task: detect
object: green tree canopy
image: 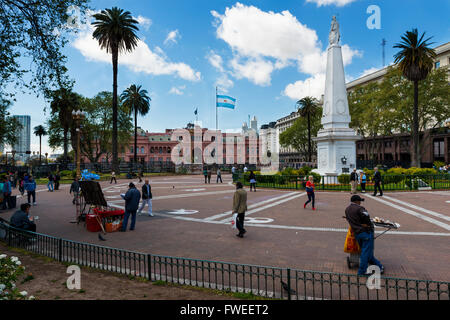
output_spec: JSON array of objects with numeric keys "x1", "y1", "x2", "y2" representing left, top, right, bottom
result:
[{"x1": 0, "y1": 0, "x2": 90, "y2": 101}]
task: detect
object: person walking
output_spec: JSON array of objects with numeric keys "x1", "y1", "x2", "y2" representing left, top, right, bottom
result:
[
  {"x1": 216, "y1": 168, "x2": 223, "y2": 183},
  {"x1": 231, "y1": 166, "x2": 236, "y2": 182},
  {"x1": 47, "y1": 172, "x2": 54, "y2": 192},
  {"x1": 24, "y1": 177, "x2": 37, "y2": 206},
  {"x1": 203, "y1": 167, "x2": 208, "y2": 184},
  {"x1": 138, "y1": 169, "x2": 144, "y2": 183},
  {"x1": 207, "y1": 167, "x2": 212, "y2": 184},
  {"x1": 372, "y1": 167, "x2": 383, "y2": 197},
  {"x1": 360, "y1": 171, "x2": 367, "y2": 193},
  {"x1": 70, "y1": 178, "x2": 80, "y2": 205},
  {"x1": 2, "y1": 176, "x2": 12, "y2": 210},
  {"x1": 249, "y1": 170, "x2": 257, "y2": 192},
  {"x1": 110, "y1": 171, "x2": 117, "y2": 184},
  {"x1": 304, "y1": 175, "x2": 316, "y2": 211},
  {"x1": 120, "y1": 183, "x2": 141, "y2": 232},
  {"x1": 138, "y1": 179, "x2": 153, "y2": 216},
  {"x1": 350, "y1": 168, "x2": 359, "y2": 194},
  {"x1": 54, "y1": 171, "x2": 61, "y2": 191},
  {"x1": 18, "y1": 176, "x2": 25, "y2": 196},
  {"x1": 232, "y1": 182, "x2": 248, "y2": 238},
  {"x1": 345, "y1": 195, "x2": 384, "y2": 276}
]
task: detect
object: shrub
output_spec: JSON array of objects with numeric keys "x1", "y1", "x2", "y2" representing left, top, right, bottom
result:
[
  {"x1": 0, "y1": 254, "x2": 35, "y2": 300},
  {"x1": 338, "y1": 174, "x2": 350, "y2": 184}
]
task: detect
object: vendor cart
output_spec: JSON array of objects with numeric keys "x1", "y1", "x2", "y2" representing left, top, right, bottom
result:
[{"x1": 343, "y1": 217, "x2": 400, "y2": 269}]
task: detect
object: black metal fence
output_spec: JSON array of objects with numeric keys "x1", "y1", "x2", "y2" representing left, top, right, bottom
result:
[
  {"x1": 0, "y1": 222, "x2": 448, "y2": 300},
  {"x1": 237, "y1": 174, "x2": 450, "y2": 192}
]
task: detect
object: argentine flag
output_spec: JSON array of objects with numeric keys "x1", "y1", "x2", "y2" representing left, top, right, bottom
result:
[{"x1": 216, "y1": 95, "x2": 236, "y2": 109}]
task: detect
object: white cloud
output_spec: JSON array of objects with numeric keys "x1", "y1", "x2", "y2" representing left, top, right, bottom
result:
[
  {"x1": 135, "y1": 15, "x2": 152, "y2": 31},
  {"x1": 215, "y1": 74, "x2": 234, "y2": 92},
  {"x1": 305, "y1": 0, "x2": 358, "y2": 7},
  {"x1": 284, "y1": 73, "x2": 326, "y2": 101},
  {"x1": 169, "y1": 85, "x2": 186, "y2": 95},
  {"x1": 211, "y1": 3, "x2": 361, "y2": 95},
  {"x1": 72, "y1": 23, "x2": 200, "y2": 81},
  {"x1": 230, "y1": 56, "x2": 275, "y2": 86},
  {"x1": 207, "y1": 51, "x2": 225, "y2": 72},
  {"x1": 164, "y1": 30, "x2": 180, "y2": 45}
]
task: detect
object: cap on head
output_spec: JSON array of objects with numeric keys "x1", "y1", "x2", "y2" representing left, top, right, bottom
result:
[
  {"x1": 129, "y1": 182, "x2": 135, "y2": 188},
  {"x1": 351, "y1": 195, "x2": 364, "y2": 202}
]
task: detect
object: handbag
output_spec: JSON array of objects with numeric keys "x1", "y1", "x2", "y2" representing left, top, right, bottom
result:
[
  {"x1": 344, "y1": 227, "x2": 361, "y2": 254},
  {"x1": 231, "y1": 213, "x2": 238, "y2": 229}
]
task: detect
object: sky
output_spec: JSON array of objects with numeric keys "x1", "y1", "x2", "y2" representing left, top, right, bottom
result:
[{"x1": 7, "y1": 0, "x2": 450, "y2": 155}]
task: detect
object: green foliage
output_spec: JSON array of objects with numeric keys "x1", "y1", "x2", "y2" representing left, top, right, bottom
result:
[
  {"x1": 434, "y1": 161, "x2": 445, "y2": 168},
  {"x1": 0, "y1": 98, "x2": 22, "y2": 147},
  {"x1": 279, "y1": 108, "x2": 322, "y2": 161},
  {"x1": 338, "y1": 174, "x2": 350, "y2": 184},
  {"x1": 0, "y1": 0, "x2": 90, "y2": 102},
  {"x1": 0, "y1": 254, "x2": 35, "y2": 300}
]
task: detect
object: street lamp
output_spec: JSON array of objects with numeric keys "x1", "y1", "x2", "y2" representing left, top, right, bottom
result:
[
  {"x1": 45, "y1": 152, "x2": 48, "y2": 164},
  {"x1": 72, "y1": 109, "x2": 86, "y2": 179}
]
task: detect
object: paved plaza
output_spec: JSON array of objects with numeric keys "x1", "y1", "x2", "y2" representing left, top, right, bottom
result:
[{"x1": 1, "y1": 174, "x2": 449, "y2": 282}]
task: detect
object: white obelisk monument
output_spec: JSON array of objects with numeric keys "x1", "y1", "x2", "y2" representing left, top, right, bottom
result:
[{"x1": 313, "y1": 16, "x2": 360, "y2": 178}]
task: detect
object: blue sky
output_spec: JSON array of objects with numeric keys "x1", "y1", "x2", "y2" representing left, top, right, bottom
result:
[{"x1": 8, "y1": 0, "x2": 450, "y2": 154}]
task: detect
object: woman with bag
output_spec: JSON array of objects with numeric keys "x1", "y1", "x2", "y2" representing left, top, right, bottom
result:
[
  {"x1": 249, "y1": 170, "x2": 256, "y2": 192},
  {"x1": 303, "y1": 175, "x2": 316, "y2": 211}
]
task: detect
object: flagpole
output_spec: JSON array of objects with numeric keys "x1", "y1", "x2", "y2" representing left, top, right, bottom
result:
[{"x1": 215, "y1": 86, "x2": 218, "y2": 130}]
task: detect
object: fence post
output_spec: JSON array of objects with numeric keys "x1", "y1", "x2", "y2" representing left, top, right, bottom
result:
[
  {"x1": 58, "y1": 238, "x2": 63, "y2": 262},
  {"x1": 287, "y1": 268, "x2": 292, "y2": 300},
  {"x1": 409, "y1": 175, "x2": 412, "y2": 191},
  {"x1": 7, "y1": 225, "x2": 11, "y2": 246},
  {"x1": 295, "y1": 178, "x2": 298, "y2": 190},
  {"x1": 147, "y1": 254, "x2": 152, "y2": 281}
]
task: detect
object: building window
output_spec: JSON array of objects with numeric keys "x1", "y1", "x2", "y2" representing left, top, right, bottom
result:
[
  {"x1": 130, "y1": 147, "x2": 133, "y2": 154},
  {"x1": 434, "y1": 139, "x2": 444, "y2": 158},
  {"x1": 141, "y1": 147, "x2": 145, "y2": 154},
  {"x1": 435, "y1": 61, "x2": 440, "y2": 69}
]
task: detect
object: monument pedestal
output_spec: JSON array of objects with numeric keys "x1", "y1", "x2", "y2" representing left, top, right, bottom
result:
[{"x1": 312, "y1": 17, "x2": 361, "y2": 180}]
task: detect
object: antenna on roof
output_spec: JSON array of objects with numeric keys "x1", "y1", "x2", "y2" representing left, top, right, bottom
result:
[{"x1": 381, "y1": 38, "x2": 387, "y2": 67}]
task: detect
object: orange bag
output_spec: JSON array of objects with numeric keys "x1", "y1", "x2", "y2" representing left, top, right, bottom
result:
[{"x1": 344, "y1": 227, "x2": 361, "y2": 254}]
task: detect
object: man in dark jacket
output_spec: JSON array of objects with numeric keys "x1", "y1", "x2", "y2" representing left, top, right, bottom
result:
[
  {"x1": 345, "y1": 195, "x2": 384, "y2": 276},
  {"x1": 350, "y1": 168, "x2": 359, "y2": 194},
  {"x1": 2, "y1": 176, "x2": 11, "y2": 210},
  {"x1": 372, "y1": 167, "x2": 383, "y2": 197},
  {"x1": 138, "y1": 179, "x2": 153, "y2": 216},
  {"x1": 70, "y1": 178, "x2": 80, "y2": 205},
  {"x1": 47, "y1": 173, "x2": 54, "y2": 192},
  {"x1": 24, "y1": 177, "x2": 37, "y2": 205},
  {"x1": 120, "y1": 183, "x2": 141, "y2": 232},
  {"x1": 10, "y1": 203, "x2": 36, "y2": 232},
  {"x1": 232, "y1": 182, "x2": 248, "y2": 238},
  {"x1": 54, "y1": 172, "x2": 61, "y2": 190}
]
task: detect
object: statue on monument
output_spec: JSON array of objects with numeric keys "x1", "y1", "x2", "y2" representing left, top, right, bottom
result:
[{"x1": 329, "y1": 16, "x2": 340, "y2": 46}]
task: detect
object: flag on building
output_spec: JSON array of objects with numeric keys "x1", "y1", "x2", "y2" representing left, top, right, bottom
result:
[{"x1": 216, "y1": 95, "x2": 236, "y2": 109}]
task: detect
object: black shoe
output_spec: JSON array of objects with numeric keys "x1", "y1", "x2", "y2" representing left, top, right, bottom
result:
[
  {"x1": 236, "y1": 234, "x2": 243, "y2": 238},
  {"x1": 119, "y1": 229, "x2": 126, "y2": 232}
]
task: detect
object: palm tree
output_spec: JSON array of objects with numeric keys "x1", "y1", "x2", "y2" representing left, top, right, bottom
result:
[
  {"x1": 33, "y1": 125, "x2": 47, "y2": 164},
  {"x1": 394, "y1": 29, "x2": 436, "y2": 167},
  {"x1": 120, "y1": 84, "x2": 151, "y2": 163},
  {"x1": 92, "y1": 7, "x2": 140, "y2": 173},
  {"x1": 296, "y1": 96, "x2": 319, "y2": 162},
  {"x1": 50, "y1": 88, "x2": 80, "y2": 161}
]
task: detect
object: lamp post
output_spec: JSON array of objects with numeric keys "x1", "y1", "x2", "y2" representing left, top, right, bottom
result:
[
  {"x1": 72, "y1": 109, "x2": 86, "y2": 179},
  {"x1": 45, "y1": 152, "x2": 48, "y2": 164}
]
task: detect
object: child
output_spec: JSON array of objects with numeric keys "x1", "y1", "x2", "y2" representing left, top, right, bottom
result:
[{"x1": 304, "y1": 175, "x2": 316, "y2": 211}]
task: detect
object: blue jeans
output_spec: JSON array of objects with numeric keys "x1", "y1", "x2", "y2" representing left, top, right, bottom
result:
[
  {"x1": 355, "y1": 231, "x2": 383, "y2": 275},
  {"x1": 122, "y1": 210, "x2": 137, "y2": 231},
  {"x1": 47, "y1": 181, "x2": 54, "y2": 191}
]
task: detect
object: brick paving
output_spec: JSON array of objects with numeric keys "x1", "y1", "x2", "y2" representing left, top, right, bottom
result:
[{"x1": 1, "y1": 174, "x2": 449, "y2": 282}]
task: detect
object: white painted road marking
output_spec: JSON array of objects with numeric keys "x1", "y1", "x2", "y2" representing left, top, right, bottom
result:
[
  {"x1": 204, "y1": 192, "x2": 298, "y2": 221},
  {"x1": 382, "y1": 195, "x2": 450, "y2": 222},
  {"x1": 368, "y1": 195, "x2": 450, "y2": 231}
]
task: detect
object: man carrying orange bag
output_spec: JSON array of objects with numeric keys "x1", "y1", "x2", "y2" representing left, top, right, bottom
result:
[{"x1": 345, "y1": 195, "x2": 384, "y2": 276}]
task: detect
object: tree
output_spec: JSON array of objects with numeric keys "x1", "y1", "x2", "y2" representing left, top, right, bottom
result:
[
  {"x1": 0, "y1": 0, "x2": 89, "y2": 102},
  {"x1": 33, "y1": 125, "x2": 47, "y2": 164},
  {"x1": 0, "y1": 98, "x2": 22, "y2": 149},
  {"x1": 393, "y1": 29, "x2": 436, "y2": 167},
  {"x1": 296, "y1": 97, "x2": 320, "y2": 162},
  {"x1": 120, "y1": 85, "x2": 151, "y2": 163},
  {"x1": 78, "y1": 92, "x2": 133, "y2": 163},
  {"x1": 48, "y1": 88, "x2": 81, "y2": 161},
  {"x1": 92, "y1": 7, "x2": 140, "y2": 173},
  {"x1": 279, "y1": 108, "x2": 323, "y2": 161}
]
